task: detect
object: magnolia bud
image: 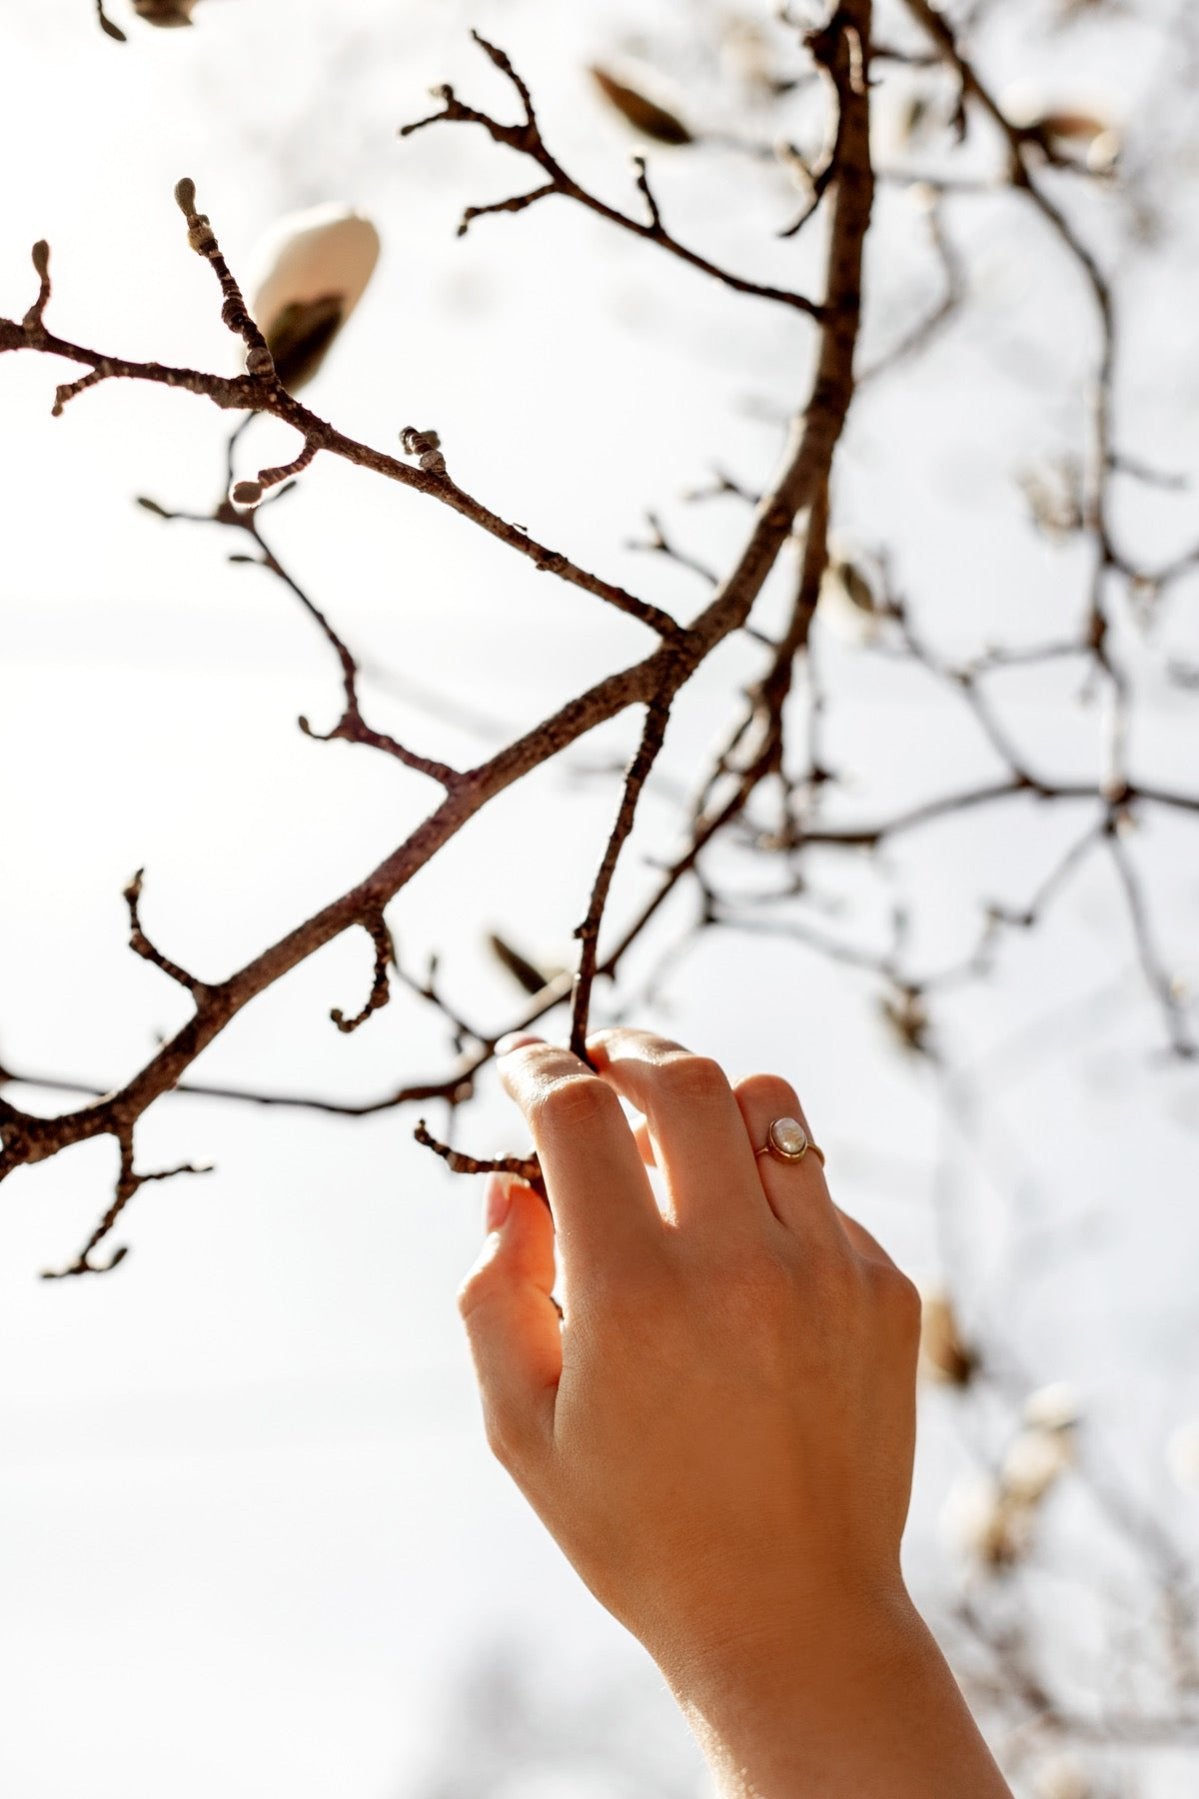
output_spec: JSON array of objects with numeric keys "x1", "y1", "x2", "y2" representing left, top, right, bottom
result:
[
  {"x1": 1000, "y1": 81, "x2": 1122, "y2": 169},
  {"x1": 941, "y1": 1473, "x2": 1032, "y2": 1570},
  {"x1": 1033, "y1": 1753, "x2": 1092, "y2": 1799},
  {"x1": 589, "y1": 67, "x2": 693, "y2": 145},
  {"x1": 246, "y1": 205, "x2": 380, "y2": 394},
  {"x1": 134, "y1": 0, "x2": 201, "y2": 24},
  {"x1": 918, "y1": 1287, "x2": 977, "y2": 1385},
  {"x1": 1001, "y1": 1426, "x2": 1073, "y2": 1504},
  {"x1": 818, "y1": 549, "x2": 882, "y2": 645},
  {"x1": 1022, "y1": 1381, "x2": 1082, "y2": 1433},
  {"x1": 230, "y1": 479, "x2": 263, "y2": 509}
]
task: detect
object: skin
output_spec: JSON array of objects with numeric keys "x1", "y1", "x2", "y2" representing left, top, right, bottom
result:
[{"x1": 457, "y1": 1026, "x2": 1014, "y2": 1797}]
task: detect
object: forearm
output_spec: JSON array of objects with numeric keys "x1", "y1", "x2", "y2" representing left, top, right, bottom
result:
[{"x1": 660, "y1": 1587, "x2": 1013, "y2": 1799}]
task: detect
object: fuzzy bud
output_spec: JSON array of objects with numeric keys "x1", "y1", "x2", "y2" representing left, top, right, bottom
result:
[
  {"x1": 1001, "y1": 1426, "x2": 1073, "y2": 1505},
  {"x1": 1032, "y1": 1752, "x2": 1093, "y2": 1799},
  {"x1": 134, "y1": 0, "x2": 201, "y2": 24},
  {"x1": 918, "y1": 1287, "x2": 977, "y2": 1386},
  {"x1": 244, "y1": 344, "x2": 275, "y2": 379},
  {"x1": 1022, "y1": 1382, "x2": 1082, "y2": 1433},
  {"x1": 401, "y1": 425, "x2": 447, "y2": 475},
  {"x1": 941, "y1": 1473, "x2": 1033, "y2": 1570},
  {"x1": 590, "y1": 66, "x2": 693, "y2": 145}
]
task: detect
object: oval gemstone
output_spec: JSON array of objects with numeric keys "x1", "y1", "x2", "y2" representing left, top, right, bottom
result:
[{"x1": 769, "y1": 1117, "x2": 808, "y2": 1159}]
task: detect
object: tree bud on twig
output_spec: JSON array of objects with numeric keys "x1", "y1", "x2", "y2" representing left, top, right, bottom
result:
[
  {"x1": 918, "y1": 1287, "x2": 977, "y2": 1385},
  {"x1": 96, "y1": 0, "x2": 127, "y2": 37},
  {"x1": 246, "y1": 205, "x2": 380, "y2": 394},
  {"x1": 818, "y1": 548, "x2": 883, "y2": 644},
  {"x1": 589, "y1": 67, "x2": 693, "y2": 145},
  {"x1": 173, "y1": 178, "x2": 218, "y2": 258},
  {"x1": 401, "y1": 426, "x2": 447, "y2": 475},
  {"x1": 134, "y1": 0, "x2": 202, "y2": 24},
  {"x1": 1000, "y1": 81, "x2": 1122, "y2": 171}
]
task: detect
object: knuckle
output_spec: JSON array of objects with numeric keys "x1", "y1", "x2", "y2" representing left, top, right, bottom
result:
[
  {"x1": 885, "y1": 1267, "x2": 924, "y2": 1334},
  {"x1": 455, "y1": 1250, "x2": 511, "y2": 1324},
  {"x1": 862, "y1": 1259, "x2": 922, "y2": 1332},
  {"x1": 814, "y1": 1248, "x2": 864, "y2": 1310},
  {"x1": 658, "y1": 1053, "x2": 729, "y2": 1106},
  {"x1": 455, "y1": 1266, "x2": 497, "y2": 1323},
  {"x1": 528, "y1": 1074, "x2": 617, "y2": 1135},
  {"x1": 734, "y1": 1071, "x2": 800, "y2": 1113}
]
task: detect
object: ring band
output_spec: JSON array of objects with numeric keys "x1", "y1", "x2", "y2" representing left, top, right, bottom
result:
[{"x1": 756, "y1": 1115, "x2": 826, "y2": 1167}]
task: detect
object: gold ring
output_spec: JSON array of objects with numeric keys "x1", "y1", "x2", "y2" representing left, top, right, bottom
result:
[{"x1": 755, "y1": 1115, "x2": 826, "y2": 1167}]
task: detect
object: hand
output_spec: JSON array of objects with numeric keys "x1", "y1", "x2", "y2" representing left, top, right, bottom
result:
[
  {"x1": 456, "y1": 1026, "x2": 1012, "y2": 1797},
  {"x1": 459, "y1": 1026, "x2": 918, "y2": 1662}
]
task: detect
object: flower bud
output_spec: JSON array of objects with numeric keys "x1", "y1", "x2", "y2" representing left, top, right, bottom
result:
[
  {"x1": 589, "y1": 67, "x2": 693, "y2": 145},
  {"x1": 134, "y1": 0, "x2": 201, "y2": 25},
  {"x1": 1022, "y1": 1382, "x2": 1082, "y2": 1433},
  {"x1": 918, "y1": 1287, "x2": 977, "y2": 1386},
  {"x1": 1001, "y1": 1426, "x2": 1073, "y2": 1505},
  {"x1": 1033, "y1": 1753, "x2": 1092, "y2": 1799},
  {"x1": 246, "y1": 205, "x2": 380, "y2": 394}
]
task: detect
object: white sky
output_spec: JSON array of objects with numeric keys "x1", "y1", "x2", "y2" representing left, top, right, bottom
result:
[{"x1": 1, "y1": 0, "x2": 1198, "y2": 1794}]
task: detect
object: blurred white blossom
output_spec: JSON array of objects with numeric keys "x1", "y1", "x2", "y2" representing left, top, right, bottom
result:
[
  {"x1": 817, "y1": 546, "x2": 884, "y2": 645},
  {"x1": 1023, "y1": 1382, "x2": 1082, "y2": 1433},
  {"x1": 1002, "y1": 1426, "x2": 1075, "y2": 1504},
  {"x1": 1033, "y1": 1750, "x2": 1093, "y2": 1799},
  {"x1": 918, "y1": 1286, "x2": 976, "y2": 1386},
  {"x1": 1166, "y1": 1420, "x2": 1199, "y2": 1495},
  {"x1": 999, "y1": 80, "x2": 1123, "y2": 172},
  {"x1": 941, "y1": 1472, "x2": 1034, "y2": 1570}
]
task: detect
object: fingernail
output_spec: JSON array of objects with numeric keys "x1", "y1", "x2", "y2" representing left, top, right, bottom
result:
[
  {"x1": 495, "y1": 1032, "x2": 542, "y2": 1056},
  {"x1": 485, "y1": 1172, "x2": 513, "y2": 1232}
]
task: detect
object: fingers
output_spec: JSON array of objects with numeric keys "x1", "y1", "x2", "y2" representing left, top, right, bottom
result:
[
  {"x1": 495, "y1": 1039, "x2": 662, "y2": 1272},
  {"x1": 586, "y1": 1027, "x2": 765, "y2": 1231},
  {"x1": 458, "y1": 1173, "x2": 562, "y2": 1468},
  {"x1": 728, "y1": 1070, "x2": 846, "y2": 1242},
  {"x1": 631, "y1": 1116, "x2": 656, "y2": 1167},
  {"x1": 732, "y1": 1071, "x2": 897, "y2": 1263},
  {"x1": 633, "y1": 1072, "x2": 896, "y2": 1273}
]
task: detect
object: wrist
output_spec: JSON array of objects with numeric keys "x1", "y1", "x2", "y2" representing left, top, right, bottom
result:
[
  {"x1": 657, "y1": 1582, "x2": 1011, "y2": 1799},
  {"x1": 657, "y1": 1574, "x2": 921, "y2": 1721}
]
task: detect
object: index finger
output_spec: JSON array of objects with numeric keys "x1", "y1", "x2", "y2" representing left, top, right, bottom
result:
[{"x1": 496, "y1": 1040, "x2": 662, "y2": 1273}]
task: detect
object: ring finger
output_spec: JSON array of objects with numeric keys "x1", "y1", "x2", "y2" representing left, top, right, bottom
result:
[{"x1": 730, "y1": 1072, "x2": 891, "y2": 1262}]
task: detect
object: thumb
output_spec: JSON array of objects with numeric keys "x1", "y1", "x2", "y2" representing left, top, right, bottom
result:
[{"x1": 457, "y1": 1173, "x2": 561, "y2": 1471}]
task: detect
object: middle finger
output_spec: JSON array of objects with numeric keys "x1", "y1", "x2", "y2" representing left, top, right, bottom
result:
[{"x1": 586, "y1": 1027, "x2": 766, "y2": 1232}]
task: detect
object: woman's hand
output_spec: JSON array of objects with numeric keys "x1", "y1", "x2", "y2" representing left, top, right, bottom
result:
[{"x1": 456, "y1": 1027, "x2": 1012, "y2": 1797}]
